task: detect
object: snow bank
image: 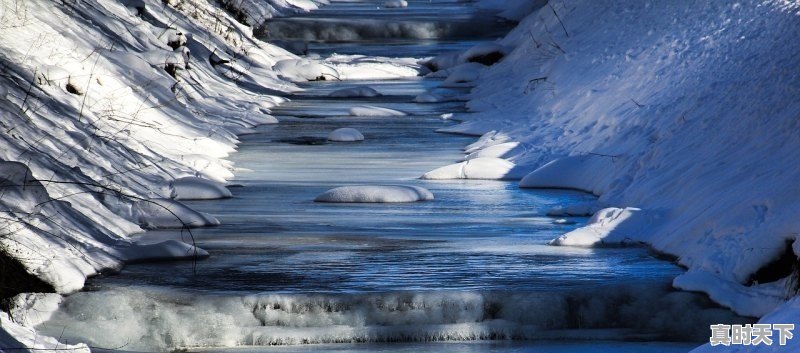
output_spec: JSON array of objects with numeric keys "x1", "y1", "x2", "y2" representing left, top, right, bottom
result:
[
  {"x1": 132, "y1": 198, "x2": 220, "y2": 229},
  {"x1": 329, "y1": 86, "x2": 382, "y2": 98},
  {"x1": 460, "y1": 0, "x2": 800, "y2": 319},
  {"x1": 171, "y1": 176, "x2": 233, "y2": 200},
  {"x1": 0, "y1": 0, "x2": 323, "y2": 297},
  {"x1": 349, "y1": 105, "x2": 407, "y2": 116},
  {"x1": 421, "y1": 157, "x2": 525, "y2": 180},
  {"x1": 0, "y1": 313, "x2": 89, "y2": 353},
  {"x1": 314, "y1": 185, "x2": 433, "y2": 203},
  {"x1": 328, "y1": 128, "x2": 365, "y2": 142}
]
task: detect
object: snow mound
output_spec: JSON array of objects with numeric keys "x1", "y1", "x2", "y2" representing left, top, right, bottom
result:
[
  {"x1": 442, "y1": 63, "x2": 485, "y2": 88},
  {"x1": 421, "y1": 157, "x2": 524, "y2": 180},
  {"x1": 458, "y1": 42, "x2": 510, "y2": 65},
  {"x1": 383, "y1": 0, "x2": 408, "y2": 8},
  {"x1": 273, "y1": 59, "x2": 340, "y2": 82},
  {"x1": 328, "y1": 86, "x2": 382, "y2": 98},
  {"x1": 327, "y1": 128, "x2": 365, "y2": 142},
  {"x1": 170, "y1": 176, "x2": 232, "y2": 200},
  {"x1": 349, "y1": 105, "x2": 407, "y2": 116},
  {"x1": 118, "y1": 240, "x2": 209, "y2": 263},
  {"x1": 464, "y1": 142, "x2": 526, "y2": 161},
  {"x1": 549, "y1": 207, "x2": 646, "y2": 247},
  {"x1": 546, "y1": 202, "x2": 607, "y2": 217},
  {"x1": 314, "y1": 185, "x2": 433, "y2": 203},
  {"x1": 464, "y1": 130, "x2": 513, "y2": 153},
  {"x1": 519, "y1": 155, "x2": 617, "y2": 195},
  {"x1": 132, "y1": 198, "x2": 220, "y2": 229}
]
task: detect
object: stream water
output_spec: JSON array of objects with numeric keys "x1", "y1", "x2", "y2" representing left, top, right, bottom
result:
[{"x1": 34, "y1": 1, "x2": 745, "y2": 352}]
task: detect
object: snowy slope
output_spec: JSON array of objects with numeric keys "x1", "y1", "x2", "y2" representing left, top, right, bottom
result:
[
  {"x1": 0, "y1": 0, "x2": 426, "y2": 348},
  {"x1": 436, "y1": 0, "x2": 800, "y2": 325}
]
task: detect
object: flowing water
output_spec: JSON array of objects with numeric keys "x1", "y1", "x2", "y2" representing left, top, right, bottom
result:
[{"x1": 35, "y1": 1, "x2": 747, "y2": 352}]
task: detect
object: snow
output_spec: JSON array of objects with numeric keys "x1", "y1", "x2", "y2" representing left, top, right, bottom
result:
[
  {"x1": 518, "y1": 155, "x2": 618, "y2": 195},
  {"x1": 328, "y1": 128, "x2": 365, "y2": 142},
  {"x1": 171, "y1": 176, "x2": 233, "y2": 200},
  {"x1": 314, "y1": 185, "x2": 433, "y2": 203},
  {"x1": 349, "y1": 105, "x2": 407, "y2": 116},
  {"x1": 464, "y1": 142, "x2": 526, "y2": 161},
  {"x1": 273, "y1": 58, "x2": 341, "y2": 81},
  {"x1": 457, "y1": 42, "x2": 510, "y2": 65},
  {"x1": 548, "y1": 207, "x2": 645, "y2": 247},
  {"x1": 420, "y1": 157, "x2": 526, "y2": 180},
  {"x1": 441, "y1": 63, "x2": 485, "y2": 88},
  {"x1": 329, "y1": 86, "x2": 382, "y2": 98},
  {"x1": 383, "y1": 0, "x2": 408, "y2": 9},
  {"x1": 0, "y1": 312, "x2": 89, "y2": 353},
  {"x1": 448, "y1": 0, "x2": 800, "y2": 321},
  {"x1": 132, "y1": 198, "x2": 220, "y2": 229}
]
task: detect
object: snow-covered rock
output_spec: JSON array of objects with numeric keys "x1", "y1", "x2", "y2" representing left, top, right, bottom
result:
[
  {"x1": 349, "y1": 105, "x2": 407, "y2": 116},
  {"x1": 132, "y1": 198, "x2": 220, "y2": 229},
  {"x1": 314, "y1": 185, "x2": 434, "y2": 203},
  {"x1": 328, "y1": 86, "x2": 382, "y2": 98},
  {"x1": 548, "y1": 207, "x2": 646, "y2": 247},
  {"x1": 170, "y1": 176, "x2": 232, "y2": 200},
  {"x1": 420, "y1": 157, "x2": 525, "y2": 180},
  {"x1": 327, "y1": 128, "x2": 365, "y2": 142}
]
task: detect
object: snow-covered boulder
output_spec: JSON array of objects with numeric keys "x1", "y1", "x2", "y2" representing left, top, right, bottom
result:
[
  {"x1": 314, "y1": 185, "x2": 433, "y2": 203},
  {"x1": 383, "y1": 0, "x2": 408, "y2": 8},
  {"x1": 549, "y1": 207, "x2": 645, "y2": 247},
  {"x1": 349, "y1": 105, "x2": 406, "y2": 116},
  {"x1": 328, "y1": 86, "x2": 382, "y2": 98},
  {"x1": 328, "y1": 128, "x2": 365, "y2": 142},
  {"x1": 421, "y1": 157, "x2": 524, "y2": 180},
  {"x1": 170, "y1": 176, "x2": 232, "y2": 200},
  {"x1": 132, "y1": 198, "x2": 220, "y2": 229},
  {"x1": 273, "y1": 59, "x2": 339, "y2": 81},
  {"x1": 519, "y1": 155, "x2": 617, "y2": 195}
]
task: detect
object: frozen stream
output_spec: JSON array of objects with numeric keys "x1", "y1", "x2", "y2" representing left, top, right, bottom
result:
[{"x1": 36, "y1": 1, "x2": 746, "y2": 352}]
